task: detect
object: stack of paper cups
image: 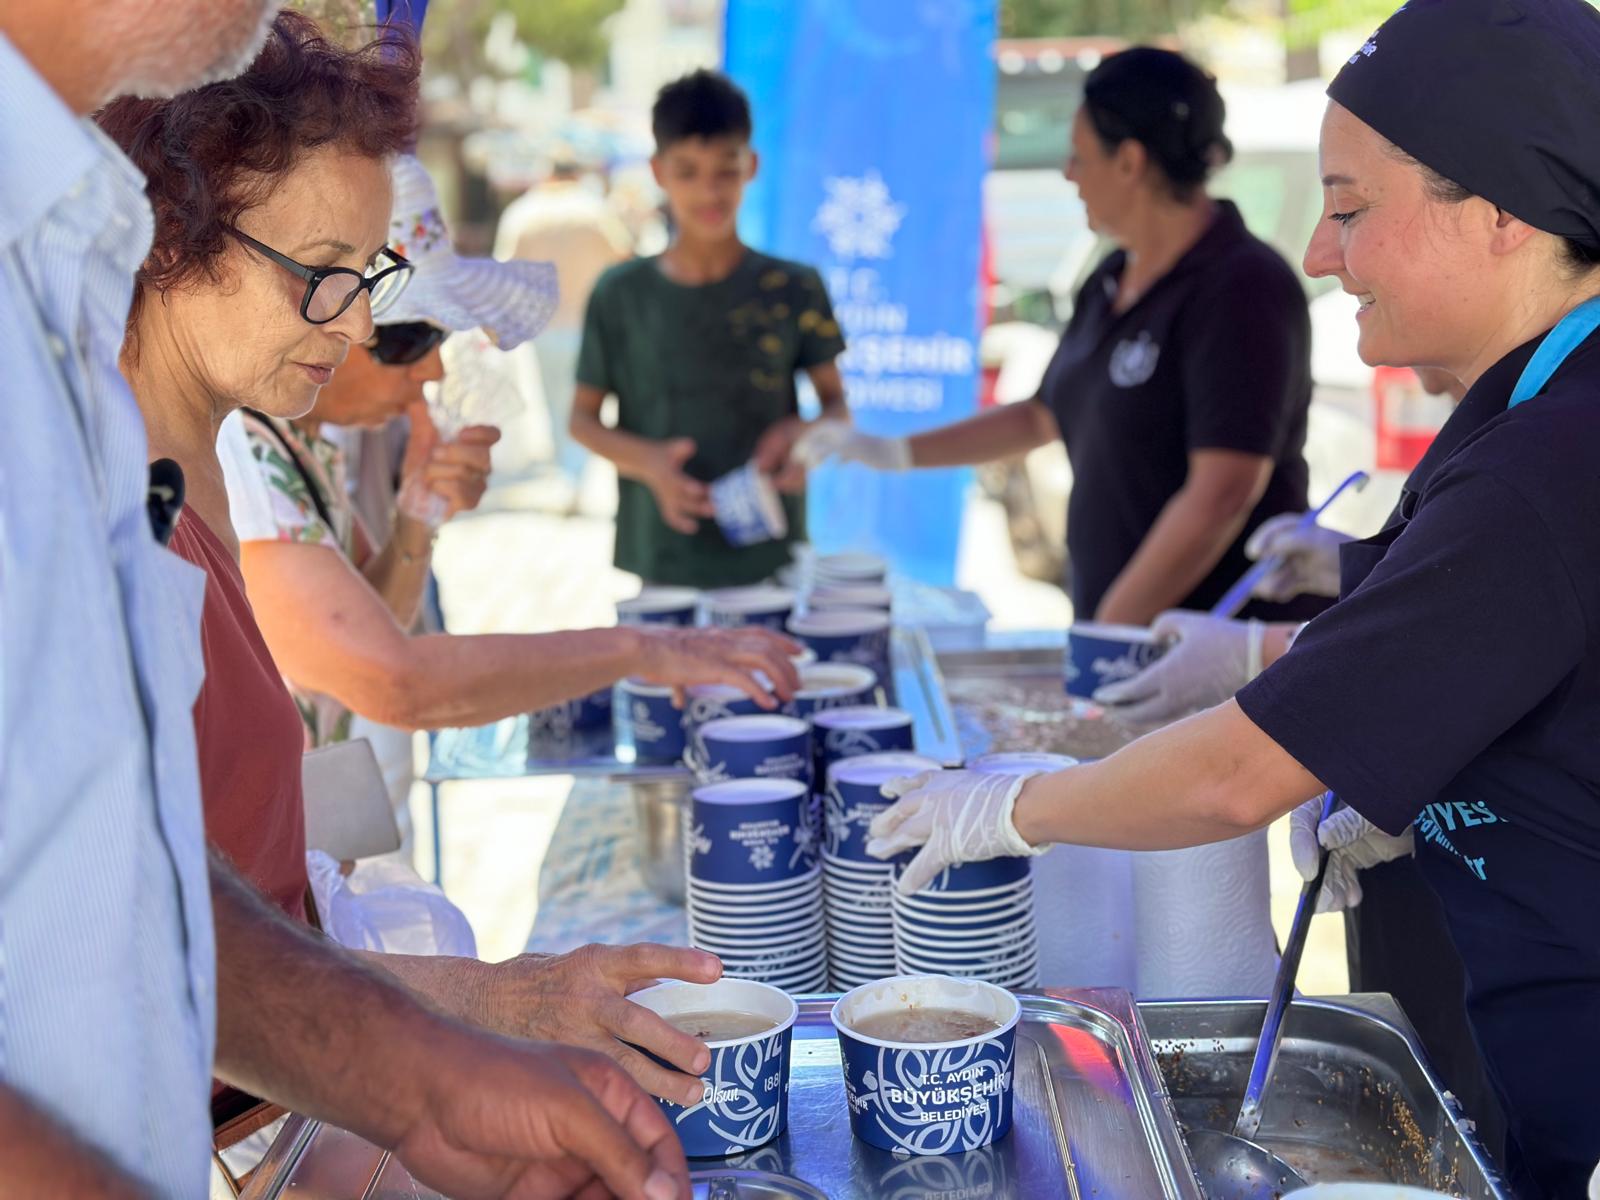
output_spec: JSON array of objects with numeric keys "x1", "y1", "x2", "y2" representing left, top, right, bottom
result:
[
  {"x1": 821, "y1": 752, "x2": 941, "y2": 990},
  {"x1": 684, "y1": 779, "x2": 827, "y2": 993},
  {"x1": 891, "y1": 855, "x2": 1039, "y2": 989}
]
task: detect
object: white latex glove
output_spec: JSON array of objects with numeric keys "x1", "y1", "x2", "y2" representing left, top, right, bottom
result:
[
  {"x1": 1288, "y1": 796, "x2": 1415, "y2": 913},
  {"x1": 1245, "y1": 512, "x2": 1352, "y2": 602},
  {"x1": 865, "y1": 770, "x2": 1046, "y2": 895},
  {"x1": 792, "y1": 418, "x2": 912, "y2": 472},
  {"x1": 1093, "y1": 611, "x2": 1264, "y2": 724}
]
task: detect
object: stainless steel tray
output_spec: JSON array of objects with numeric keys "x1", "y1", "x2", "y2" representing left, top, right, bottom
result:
[
  {"x1": 1144, "y1": 994, "x2": 1512, "y2": 1199},
  {"x1": 242, "y1": 987, "x2": 1203, "y2": 1200},
  {"x1": 900, "y1": 632, "x2": 1157, "y2": 764}
]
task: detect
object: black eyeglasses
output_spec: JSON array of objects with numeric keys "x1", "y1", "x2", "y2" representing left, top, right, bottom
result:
[
  {"x1": 367, "y1": 321, "x2": 448, "y2": 366},
  {"x1": 229, "y1": 228, "x2": 413, "y2": 325}
]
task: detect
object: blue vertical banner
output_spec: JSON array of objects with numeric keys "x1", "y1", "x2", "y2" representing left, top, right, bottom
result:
[
  {"x1": 375, "y1": 0, "x2": 428, "y2": 37},
  {"x1": 724, "y1": 1, "x2": 996, "y2": 586}
]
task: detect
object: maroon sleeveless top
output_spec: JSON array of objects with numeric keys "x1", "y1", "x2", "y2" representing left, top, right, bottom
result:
[{"x1": 169, "y1": 510, "x2": 308, "y2": 919}]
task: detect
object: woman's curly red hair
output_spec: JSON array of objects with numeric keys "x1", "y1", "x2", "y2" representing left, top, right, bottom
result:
[{"x1": 97, "y1": 10, "x2": 420, "y2": 322}]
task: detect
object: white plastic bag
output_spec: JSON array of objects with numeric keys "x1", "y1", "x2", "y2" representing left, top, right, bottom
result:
[{"x1": 307, "y1": 850, "x2": 477, "y2": 958}]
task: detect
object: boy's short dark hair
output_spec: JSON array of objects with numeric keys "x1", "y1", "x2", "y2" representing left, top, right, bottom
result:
[{"x1": 652, "y1": 69, "x2": 752, "y2": 151}]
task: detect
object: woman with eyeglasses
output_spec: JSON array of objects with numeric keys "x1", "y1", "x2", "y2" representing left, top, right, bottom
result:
[
  {"x1": 210, "y1": 151, "x2": 800, "y2": 758},
  {"x1": 100, "y1": 13, "x2": 791, "y2": 1115}
]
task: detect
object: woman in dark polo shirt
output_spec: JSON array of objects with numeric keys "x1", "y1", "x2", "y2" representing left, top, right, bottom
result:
[
  {"x1": 866, "y1": 1, "x2": 1600, "y2": 1193},
  {"x1": 799, "y1": 47, "x2": 1325, "y2": 627}
]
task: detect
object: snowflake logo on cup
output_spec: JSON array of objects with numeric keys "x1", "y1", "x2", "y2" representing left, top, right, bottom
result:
[
  {"x1": 824, "y1": 787, "x2": 854, "y2": 856},
  {"x1": 749, "y1": 842, "x2": 776, "y2": 871},
  {"x1": 790, "y1": 814, "x2": 818, "y2": 869}
]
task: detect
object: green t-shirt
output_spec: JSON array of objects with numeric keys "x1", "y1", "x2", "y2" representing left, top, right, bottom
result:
[{"x1": 577, "y1": 249, "x2": 847, "y2": 588}]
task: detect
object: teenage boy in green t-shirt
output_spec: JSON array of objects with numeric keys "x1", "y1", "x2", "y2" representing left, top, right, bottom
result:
[{"x1": 571, "y1": 69, "x2": 850, "y2": 589}]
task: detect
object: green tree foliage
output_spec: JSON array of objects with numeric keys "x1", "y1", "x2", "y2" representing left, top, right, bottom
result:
[
  {"x1": 1000, "y1": 0, "x2": 1227, "y2": 39},
  {"x1": 422, "y1": 0, "x2": 626, "y2": 73}
]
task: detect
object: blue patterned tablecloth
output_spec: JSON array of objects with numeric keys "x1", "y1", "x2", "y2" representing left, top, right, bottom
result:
[{"x1": 525, "y1": 777, "x2": 689, "y2": 953}]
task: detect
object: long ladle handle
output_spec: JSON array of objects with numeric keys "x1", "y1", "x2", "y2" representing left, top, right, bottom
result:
[
  {"x1": 1233, "y1": 791, "x2": 1339, "y2": 1142},
  {"x1": 1209, "y1": 470, "x2": 1369, "y2": 620}
]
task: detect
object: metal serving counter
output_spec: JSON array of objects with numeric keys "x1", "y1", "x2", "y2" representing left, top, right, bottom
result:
[
  {"x1": 334, "y1": 627, "x2": 1513, "y2": 1197},
  {"x1": 241, "y1": 993, "x2": 1509, "y2": 1198}
]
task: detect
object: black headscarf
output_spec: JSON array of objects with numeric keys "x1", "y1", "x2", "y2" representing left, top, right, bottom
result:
[{"x1": 1328, "y1": 0, "x2": 1600, "y2": 250}]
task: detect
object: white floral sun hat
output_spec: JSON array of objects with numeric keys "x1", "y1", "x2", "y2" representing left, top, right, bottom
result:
[{"x1": 381, "y1": 154, "x2": 558, "y2": 349}]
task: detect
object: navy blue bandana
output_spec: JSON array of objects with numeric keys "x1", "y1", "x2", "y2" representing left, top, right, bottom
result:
[{"x1": 1329, "y1": 0, "x2": 1600, "y2": 249}]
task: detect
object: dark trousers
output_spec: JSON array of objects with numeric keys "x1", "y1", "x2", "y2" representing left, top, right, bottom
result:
[{"x1": 1346, "y1": 856, "x2": 1509, "y2": 1170}]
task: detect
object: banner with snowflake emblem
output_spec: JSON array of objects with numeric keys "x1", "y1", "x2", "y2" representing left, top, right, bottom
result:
[{"x1": 725, "y1": 0, "x2": 997, "y2": 584}]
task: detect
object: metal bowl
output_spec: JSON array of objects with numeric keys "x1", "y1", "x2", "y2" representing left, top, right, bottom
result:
[{"x1": 631, "y1": 773, "x2": 691, "y2": 905}]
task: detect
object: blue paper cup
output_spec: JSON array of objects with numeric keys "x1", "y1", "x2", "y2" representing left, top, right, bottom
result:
[
  {"x1": 629, "y1": 978, "x2": 797, "y2": 1158},
  {"x1": 1064, "y1": 620, "x2": 1166, "y2": 699},
  {"x1": 892, "y1": 902, "x2": 1034, "y2": 933},
  {"x1": 684, "y1": 684, "x2": 772, "y2": 731},
  {"x1": 615, "y1": 679, "x2": 686, "y2": 764},
  {"x1": 814, "y1": 710, "x2": 917, "y2": 797},
  {"x1": 691, "y1": 911, "x2": 825, "y2": 946},
  {"x1": 791, "y1": 664, "x2": 879, "y2": 722},
  {"x1": 575, "y1": 686, "x2": 612, "y2": 732},
  {"x1": 706, "y1": 586, "x2": 797, "y2": 631},
  {"x1": 832, "y1": 975, "x2": 1021, "y2": 1156},
  {"x1": 823, "y1": 752, "x2": 941, "y2": 863},
  {"x1": 686, "y1": 862, "x2": 823, "y2": 900},
  {"x1": 689, "y1": 778, "x2": 816, "y2": 886},
  {"x1": 814, "y1": 553, "x2": 887, "y2": 586},
  {"x1": 617, "y1": 587, "x2": 701, "y2": 627},
  {"x1": 527, "y1": 698, "x2": 584, "y2": 741},
  {"x1": 824, "y1": 857, "x2": 900, "y2": 886},
  {"x1": 688, "y1": 888, "x2": 822, "y2": 923},
  {"x1": 893, "y1": 855, "x2": 1032, "y2": 896},
  {"x1": 827, "y1": 879, "x2": 897, "y2": 915},
  {"x1": 827, "y1": 907, "x2": 897, "y2": 937},
  {"x1": 893, "y1": 883, "x2": 1032, "y2": 912},
  {"x1": 692, "y1": 715, "x2": 813, "y2": 789},
  {"x1": 701, "y1": 935, "x2": 827, "y2": 968},
  {"x1": 716, "y1": 943, "x2": 829, "y2": 974},
  {"x1": 809, "y1": 583, "x2": 893, "y2": 613},
  {"x1": 894, "y1": 921, "x2": 1037, "y2": 956},
  {"x1": 788, "y1": 609, "x2": 892, "y2": 678},
  {"x1": 967, "y1": 751, "x2": 1078, "y2": 776},
  {"x1": 711, "y1": 461, "x2": 789, "y2": 548}
]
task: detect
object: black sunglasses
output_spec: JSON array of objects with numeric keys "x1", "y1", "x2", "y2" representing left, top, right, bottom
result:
[
  {"x1": 367, "y1": 321, "x2": 448, "y2": 366},
  {"x1": 229, "y1": 228, "x2": 414, "y2": 325}
]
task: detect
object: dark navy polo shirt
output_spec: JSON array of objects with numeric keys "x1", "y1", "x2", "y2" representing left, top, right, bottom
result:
[
  {"x1": 1239, "y1": 328, "x2": 1600, "y2": 1199},
  {"x1": 1033, "y1": 200, "x2": 1318, "y2": 619}
]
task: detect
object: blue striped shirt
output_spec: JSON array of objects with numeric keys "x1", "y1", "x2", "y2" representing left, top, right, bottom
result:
[{"x1": 0, "y1": 32, "x2": 216, "y2": 1196}]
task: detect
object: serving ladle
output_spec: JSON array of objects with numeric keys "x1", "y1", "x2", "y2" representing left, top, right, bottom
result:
[{"x1": 1187, "y1": 792, "x2": 1340, "y2": 1199}]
